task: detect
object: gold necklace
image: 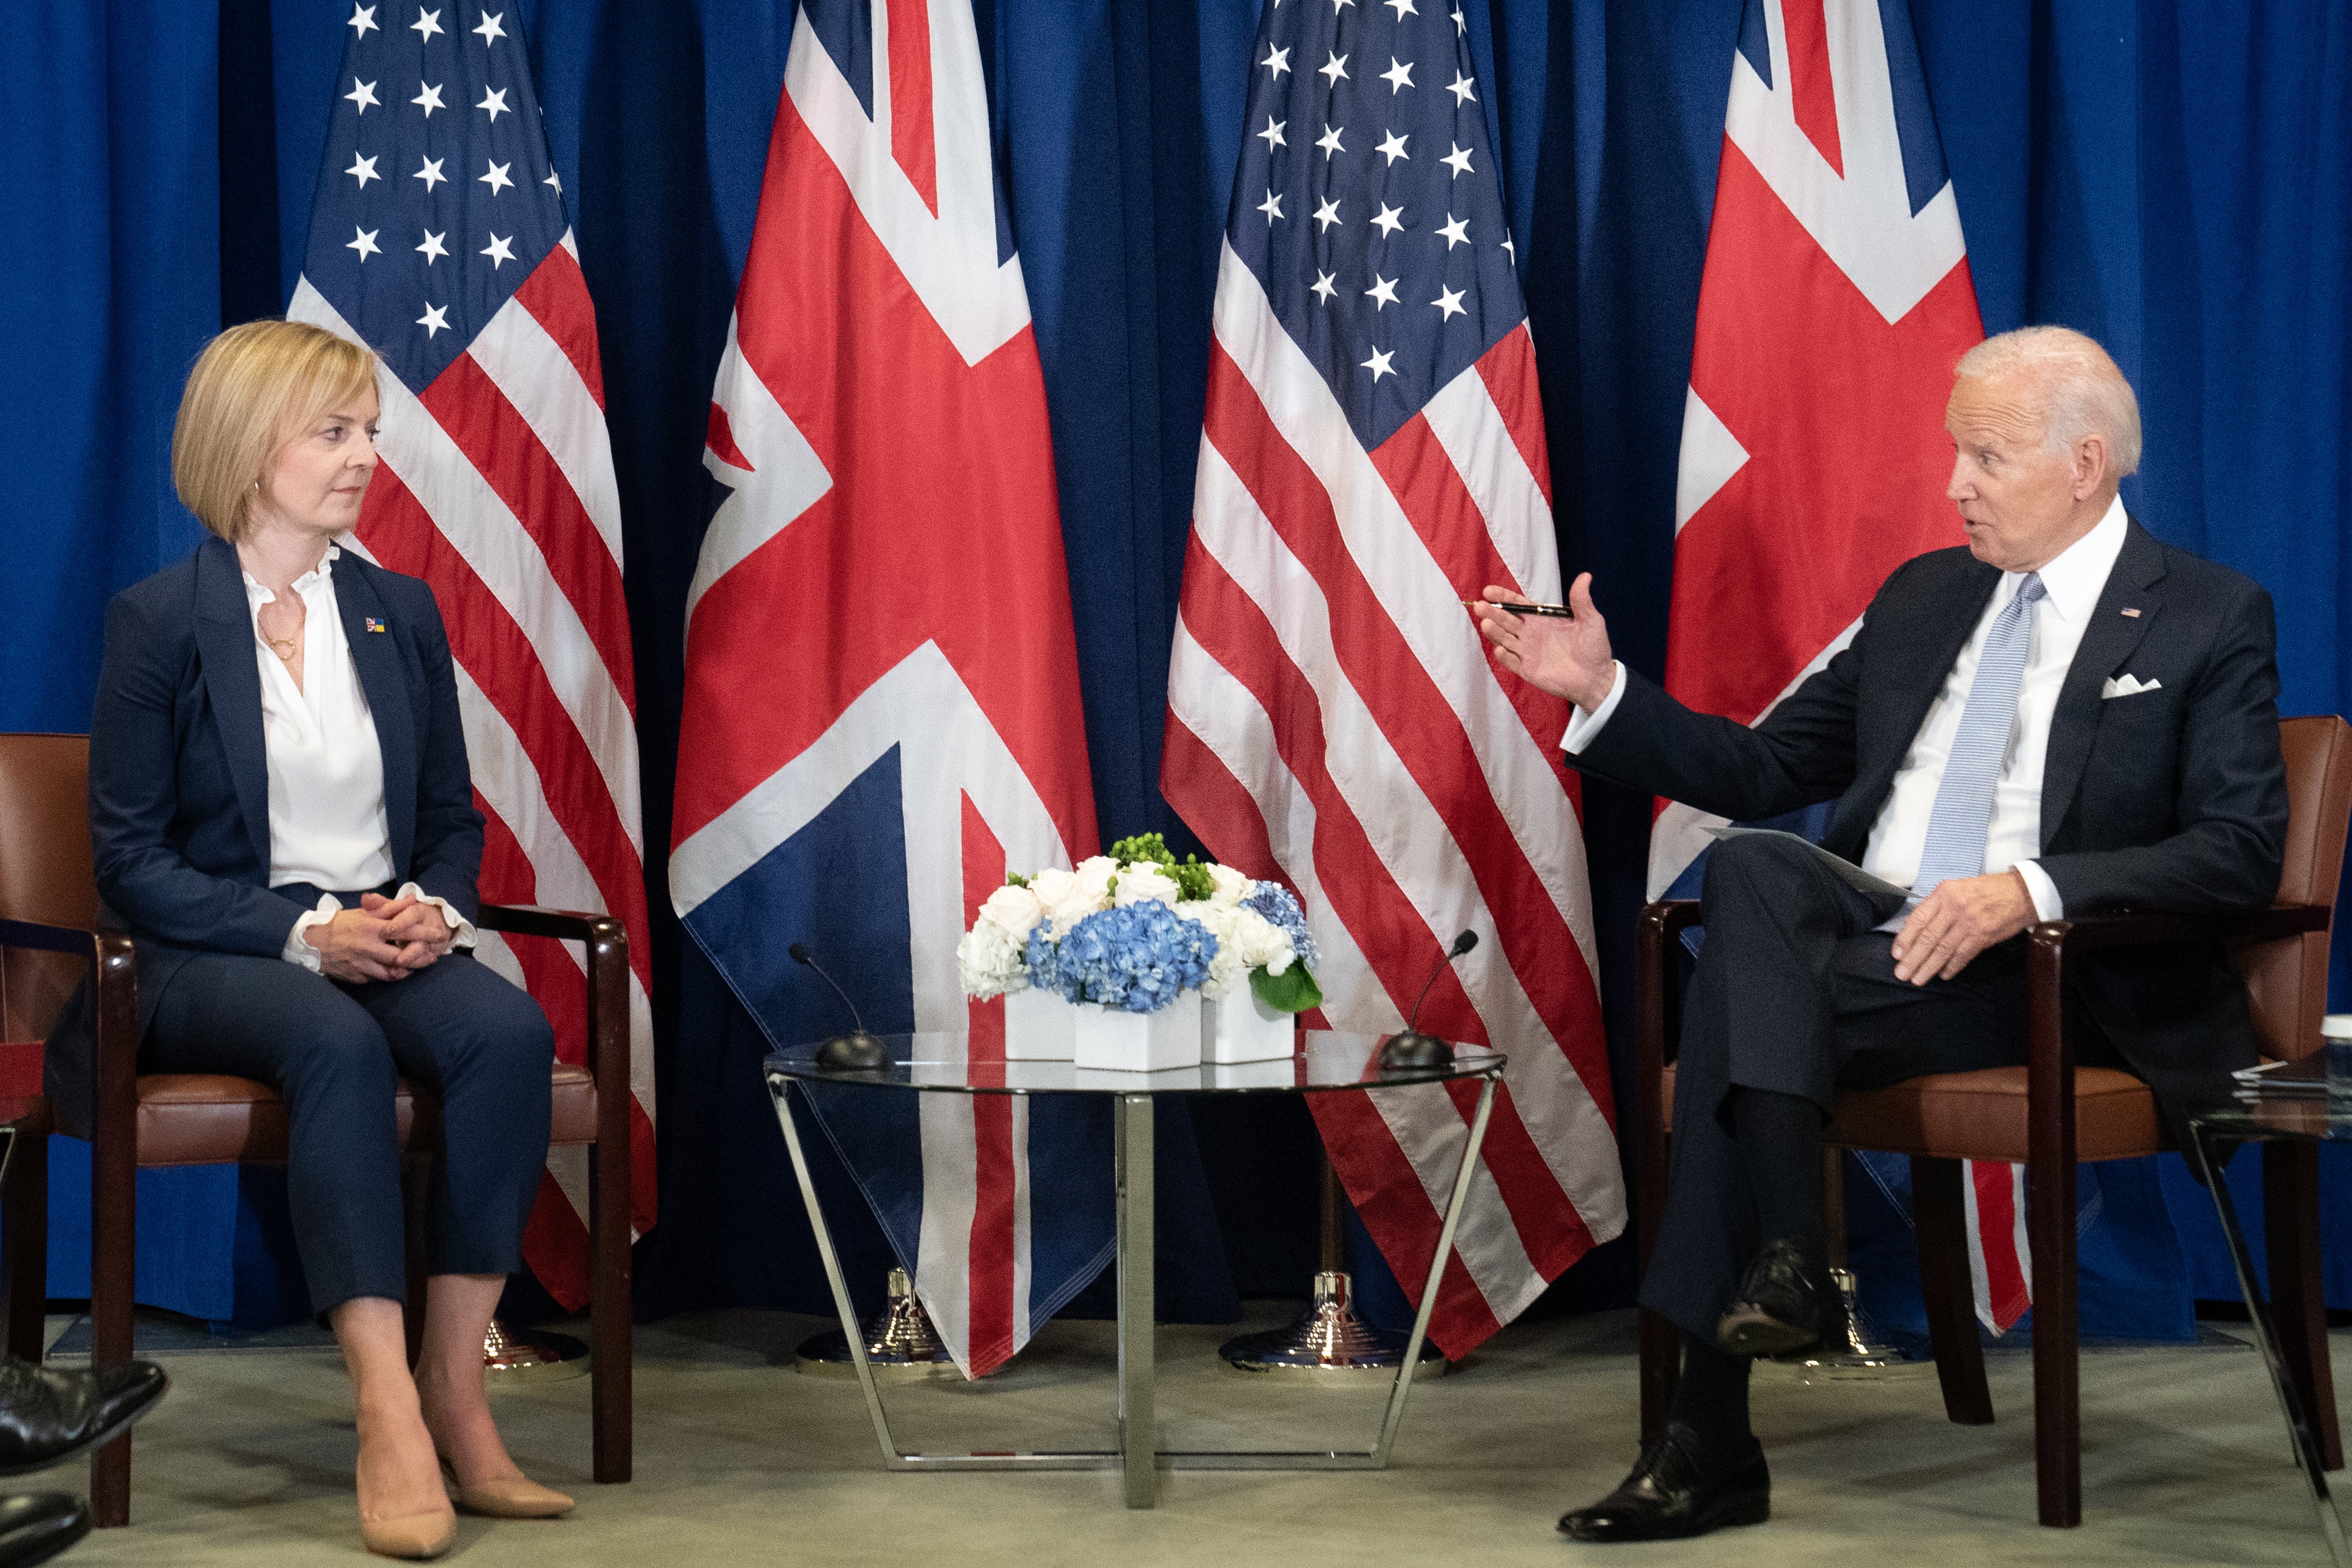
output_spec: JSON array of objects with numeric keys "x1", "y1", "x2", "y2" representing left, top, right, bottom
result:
[{"x1": 264, "y1": 633, "x2": 300, "y2": 661}]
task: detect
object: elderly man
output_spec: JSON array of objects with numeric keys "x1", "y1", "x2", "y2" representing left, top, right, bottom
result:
[{"x1": 1475, "y1": 327, "x2": 2288, "y2": 1543}]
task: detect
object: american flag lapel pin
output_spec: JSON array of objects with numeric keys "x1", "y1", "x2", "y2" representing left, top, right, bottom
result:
[
  {"x1": 364, "y1": 617, "x2": 388, "y2": 633},
  {"x1": 2120, "y1": 608, "x2": 2142, "y2": 618}
]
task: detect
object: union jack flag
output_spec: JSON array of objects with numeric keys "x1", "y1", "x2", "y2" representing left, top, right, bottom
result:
[
  {"x1": 289, "y1": 2, "x2": 660, "y2": 1304},
  {"x1": 1655, "y1": 0, "x2": 2025, "y2": 1331},
  {"x1": 1161, "y1": 0, "x2": 1623, "y2": 1355},
  {"x1": 668, "y1": 0, "x2": 1106, "y2": 1377}
]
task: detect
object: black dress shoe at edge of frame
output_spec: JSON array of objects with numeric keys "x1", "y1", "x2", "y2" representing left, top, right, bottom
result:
[
  {"x1": 1715, "y1": 1238, "x2": 1824, "y2": 1358},
  {"x1": 0, "y1": 1357, "x2": 170, "y2": 1476},
  {"x1": 0, "y1": 1493, "x2": 90, "y2": 1568},
  {"x1": 1557, "y1": 1422, "x2": 1770, "y2": 1544}
]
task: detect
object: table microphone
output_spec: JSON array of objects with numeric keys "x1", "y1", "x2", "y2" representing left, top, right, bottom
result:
[
  {"x1": 1379, "y1": 930, "x2": 1479, "y2": 1071},
  {"x1": 790, "y1": 943, "x2": 888, "y2": 1070}
]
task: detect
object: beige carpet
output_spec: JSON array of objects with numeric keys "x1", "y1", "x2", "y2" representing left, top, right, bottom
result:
[{"x1": 36, "y1": 1305, "x2": 2348, "y2": 1566}]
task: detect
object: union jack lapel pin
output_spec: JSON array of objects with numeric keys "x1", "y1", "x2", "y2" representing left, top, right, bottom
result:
[
  {"x1": 364, "y1": 617, "x2": 388, "y2": 633},
  {"x1": 2120, "y1": 608, "x2": 2142, "y2": 618}
]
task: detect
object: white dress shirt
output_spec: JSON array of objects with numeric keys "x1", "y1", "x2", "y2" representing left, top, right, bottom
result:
[
  {"x1": 1565, "y1": 495, "x2": 2132, "y2": 925},
  {"x1": 243, "y1": 547, "x2": 476, "y2": 971}
]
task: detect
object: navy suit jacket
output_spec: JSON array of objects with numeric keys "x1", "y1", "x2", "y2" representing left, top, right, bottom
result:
[
  {"x1": 46, "y1": 534, "x2": 484, "y2": 1134},
  {"x1": 1572, "y1": 519, "x2": 2290, "y2": 1121}
]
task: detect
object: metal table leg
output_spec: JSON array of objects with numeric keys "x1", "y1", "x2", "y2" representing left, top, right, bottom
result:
[
  {"x1": 771, "y1": 1079, "x2": 903, "y2": 1468},
  {"x1": 1117, "y1": 1094, "x2": 1157, "y2": 1507},
  {"x1": 1374, "y1": 1075, "x2": 1496, "y2": 1461},
  {"x1": 768, "y1": 1075, "x2": 1123, "y2": 1475},
  {"x1": 761, "y1": 1067, "x2": 1504, "y2": 1498},
  {"x1": 2188, "y1": 1128, "x2": 2350, "y2": 1567}
]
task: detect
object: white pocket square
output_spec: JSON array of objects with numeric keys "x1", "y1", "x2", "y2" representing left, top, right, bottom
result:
[{"x1": 2101, "y1": 674, "x2": 2163, "y2": 699}]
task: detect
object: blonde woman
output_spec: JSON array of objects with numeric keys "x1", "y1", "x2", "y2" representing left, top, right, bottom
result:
[{"x1": 50, "y1": 320, "x2": 571, "y2": 1558}]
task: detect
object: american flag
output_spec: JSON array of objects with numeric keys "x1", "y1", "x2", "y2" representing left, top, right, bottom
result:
[
  {"x1": 667, "y1": 0, "x2": 1107, "y2": 1378},
  {"x1": 289, "y1": 2, "x2": 659, "y2": 1307},
  {"x1": 1654, "y1": 0, "x2": 2025, "y2": 1330},
  {"x1": 1162, "y1": 0, "x2": 1623, "y2": 1355}
]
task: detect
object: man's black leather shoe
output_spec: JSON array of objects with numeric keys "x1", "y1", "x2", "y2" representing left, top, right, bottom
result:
[
  {"x1": 0, "y1": 1493, "x2": 89, "y2": 1568},
  {"x1": 1715, "y1": 1238, "x2": 1822, "y2": 1357},
  {"x1": 1557, "y1": 1421, "x2": 1769, "y2": 1543},
  {"x1": 0, "y1": 1356, "x2": 168, "y2": 1476}
]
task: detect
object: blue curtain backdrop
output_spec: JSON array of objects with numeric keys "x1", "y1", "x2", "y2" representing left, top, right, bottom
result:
[{"x1": 2, "y1": 0, "x2": 2346, "y2": 1329}]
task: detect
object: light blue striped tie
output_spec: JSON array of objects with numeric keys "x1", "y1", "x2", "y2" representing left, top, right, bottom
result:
[{"x1": 1911, "y1": 574, "x2": 2047, "y2": 897}]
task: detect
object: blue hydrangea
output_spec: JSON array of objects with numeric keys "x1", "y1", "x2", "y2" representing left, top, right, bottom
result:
[
  {"x1": 1241, "y1": 881, "x2": 1318, "y2": 971},
  {"x1": 1024, "y1": 920, "x2": 1066, "y2": 996},
  {"x1": 1046, "y1": 902, "x2": 1217, "y2": 1013}
]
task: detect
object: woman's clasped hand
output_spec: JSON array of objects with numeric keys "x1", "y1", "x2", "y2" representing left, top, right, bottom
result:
[{"x1": 304, "y1": 894, "x2": 457, "y2": 983}]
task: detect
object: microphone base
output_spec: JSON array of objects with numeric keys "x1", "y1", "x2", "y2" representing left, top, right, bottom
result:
[
  {"x1": 1378, "y1": 1030, "x2": 1453, "y2": 1072},
  {"x1": 815, "y1": 1030, "x2": 890, "y2": 1071}
]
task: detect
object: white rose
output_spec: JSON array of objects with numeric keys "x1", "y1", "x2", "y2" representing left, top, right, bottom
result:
[
  {"x1": 976, "y1": 883, "x2": 1044, "y2": 941},
  {"x1": 1048, "y1": 856, "x2": 1117, "y2": 924},
  {"x1": 1026, "y1": 866, "x2": 1078, "y2": 911},
  {"x1": 1114, "y1": 863, "x2": 1181, "y2": 907},
  {"x1": 1206, "y1": 863, "x2": 1251, "y2": 909}
]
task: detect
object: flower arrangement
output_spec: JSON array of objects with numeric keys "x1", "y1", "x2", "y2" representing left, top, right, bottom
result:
[
  {"x1": 1029, "y1": 901, "x2": 1216, "y2": 1013},
  {"x1": 956, "y1": 832, "x2": 1323, "y2": 1016}
]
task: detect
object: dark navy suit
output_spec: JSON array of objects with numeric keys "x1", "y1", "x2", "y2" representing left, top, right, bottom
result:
[
  {"x1": 50, "y1": 534, "x2": 552, "y2": 1314},
  {"x1": 1567, "y1": 520, "x2": 2290, "y2": 1338}
]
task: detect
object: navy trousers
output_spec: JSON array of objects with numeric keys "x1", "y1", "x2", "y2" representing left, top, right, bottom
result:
[
  {"x1": 1639, "y1": 832, "x2": 2120, "y2": 1340},
  {"x1": 143, "y1": 948, "x2": 554, "y2": 1315}
]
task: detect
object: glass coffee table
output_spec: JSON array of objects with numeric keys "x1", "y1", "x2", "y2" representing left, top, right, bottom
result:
[
  {"x1": 762, "y1": 1031, "x2": 1506, "y2": 1508},
  {"x1": 2185, "y1": 1093, "x2": 2350, "y2": 1566}
]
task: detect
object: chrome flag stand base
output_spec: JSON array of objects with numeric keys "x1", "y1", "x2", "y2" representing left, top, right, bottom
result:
[
  {"x1": 1756, "y1": 1266, "x2": 1929, "y2": 1381},
  {"x1": 1220, "y1": 1270, "x2": 1447, "y2": 1374},
  {"x1": 482, "y1": 1317, "x2": 589, "y2": 1385},
  {"x1": 798, "y1": 1267, "x2": 965, "y2": 1381},
  {"x1": 1757, "y1": 1151, "x2": 1926, "y2": 1382}
]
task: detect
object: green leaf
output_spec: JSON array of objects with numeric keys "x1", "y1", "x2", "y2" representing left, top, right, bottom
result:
[
  {"x1": 1249, "y1": 962, "x2": 1323, "y2": 1014},
  {"x1": 1005, "y1": 870, "x2": 1030, "y2": 888}
]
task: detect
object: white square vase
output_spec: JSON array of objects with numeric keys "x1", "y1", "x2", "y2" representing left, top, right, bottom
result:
[
  {"x1": 1071, "y1": 989, "x2": 1204, "y2": 1073},
  {"x1": 1205, "y1": 986, "x2": 1297, "y2": 1064},
  {"x1": 1003, "y1": 986, "x2": 1078, "y2": 1060}
]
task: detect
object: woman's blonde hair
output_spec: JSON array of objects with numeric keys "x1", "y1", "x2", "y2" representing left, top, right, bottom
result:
[{"x1": 171, "y1": 320, "x2": 380, "y2": 542}]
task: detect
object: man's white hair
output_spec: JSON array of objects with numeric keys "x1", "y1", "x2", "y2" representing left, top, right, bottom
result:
[{"x1": 1954, "y1": 325, "x2": 2142, "y2": 478}]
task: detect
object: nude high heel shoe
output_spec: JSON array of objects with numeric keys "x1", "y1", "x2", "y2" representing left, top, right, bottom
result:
[
  {"x1": 360, "y1": 1505, "x2": 457, "y2": 1560},
  {"x1": 358, "y1": 1428, "x2": 457, "y2": 1559},
  {"x1": 441, "y1": 1458, "x2": 574, "y2": 1519}
]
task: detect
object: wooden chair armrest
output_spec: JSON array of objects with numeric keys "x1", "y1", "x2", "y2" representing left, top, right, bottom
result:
[
  {"x1": 2011, "y1": 906, "x2": 2324, "y2": 1164},
  {"x1": 476, "y1": 905, "x2": 630, "y2": 1150},
  {"x1": 1639, "y1": 899, "x2": 1705, "y2": 940},
  {"x1": 476, "y1": 905, "x2": 622, "y2": 944},
  {"x1": 2028, "y1": 903, "x2": 2330, "y2": 954},
  {"x1": 0, "y1": 917, "x2": 135, "y2": 1144},
  {"x1": 0, "y1": 916, "x2": 111, "y2": 960}
]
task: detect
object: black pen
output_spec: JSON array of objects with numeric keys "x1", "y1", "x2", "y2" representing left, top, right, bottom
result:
[{"x1": 1461, "y1": 598, "x2": 1575, "y2": 618}]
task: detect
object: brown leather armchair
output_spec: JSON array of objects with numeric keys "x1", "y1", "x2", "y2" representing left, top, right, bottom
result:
[
  {"x1": 1634, "y1": 713, "x2": 2352, "y2": 1528},
  {"x1": 0, "y1": 733, "x2": 634, "y2": 1526}
]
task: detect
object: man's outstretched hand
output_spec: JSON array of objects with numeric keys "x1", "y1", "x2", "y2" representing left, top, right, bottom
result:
[
  {"x1": 1891, "y1": 871, "x2": 2037, "y2": 984},
  {"x1": 1472, "y1": 573, "x2": 1618, "y2": 712}
]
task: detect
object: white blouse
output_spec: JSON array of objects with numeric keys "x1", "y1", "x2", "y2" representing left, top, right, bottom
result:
[{"x1": 243, "y1": 548, "x2": 475, "y2": 972}]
